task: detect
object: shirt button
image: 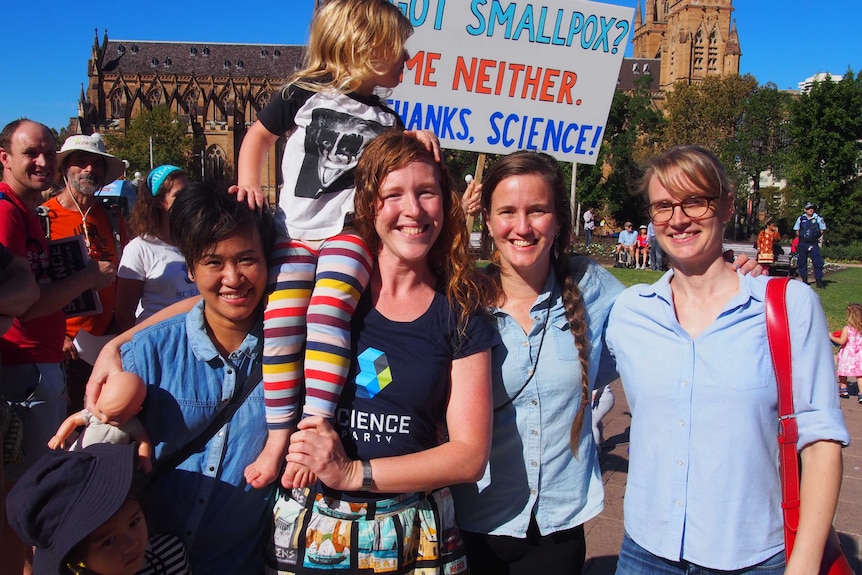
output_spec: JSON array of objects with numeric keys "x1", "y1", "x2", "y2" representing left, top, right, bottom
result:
[
  {"x1": 527, "y1": 368, "x2": 534, "y2": 376},
  {"x1": 227, "y1": 369, "x2": 233, "y2": 375},
  {"x1": 530, "y1": 489, "x2": 537, "y2": 495},
  {"x1": 209, "y1": 466, "x2": 215, "y2": 472},
  {"x1": 681, "y1": 380, "x2": 689, "y2": 387},
  {"x1": 679, "y1": 420, "x2": 685, "y2": 427},
  {"x1": 531, "y1": 429, "x2": 538, "y2": 436},
  {"x1": 531, "y1": 400, "x2": 538, "y2": 406},
  {"x1": 218, "y1": 431, "x2": 224, "y2": 437},
  {"x1": 531, "y1": 460, "x2": 538, "y2": 467},
  {"x1": 675, "y1": 500, "x2": 681, "y2": 507},
  {"x1": 522, "y1": 341, "x2": 529, "y2": 347},
  {"x1": 677, "y1": 460, "x2": 684, "y2": 467}
]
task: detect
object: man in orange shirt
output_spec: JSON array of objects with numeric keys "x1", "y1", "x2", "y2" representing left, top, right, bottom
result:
[{"x1": 41, "y1": 134, "x2": 127, "y2": 410}]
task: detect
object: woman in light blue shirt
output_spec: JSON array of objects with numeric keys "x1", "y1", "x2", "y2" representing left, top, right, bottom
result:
[
  {"x1": 606, "y1": 146, "x2": 848, "y2": 574},
  {"x1": 453, "y1": 151, "x2": 624, "y2": 575}
]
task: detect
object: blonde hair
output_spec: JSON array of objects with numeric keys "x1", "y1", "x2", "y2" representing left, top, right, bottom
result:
[
  {"x1": 353, "y1": 130, "x2": 484, "y2": 328},
  {"x1": 635, "y1": 145, "x2": 734, "y2": 203},
  {"x1": 846, "y1": 304, "x2": 862, "y2": 331},
  {"x1": 285, "y1": 0, "x2": 413, "y2": 95}
]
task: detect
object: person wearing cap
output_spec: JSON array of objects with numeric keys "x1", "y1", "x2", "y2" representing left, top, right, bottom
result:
[
  {"x1": 0, "y1": 120, "x2": 120, "y2": 573},
  {"x1": 41, "y1": 133, "x2": 128, "y2": 412},
  {"x1": 793, "y1": 201, "x2": 827, "y2": 288},
  {"x1": 6, "y1": 442, "x2": 191, "y2": 575},
  {"x1": 614, "y1": 221, "x2": 638, "y2": 267},
  {"x1": 635, "y1": 224, "x2": 651, "y2": 269},
  {"x1": 115, "y1": 165, "x2": 197, "y2": 332}
]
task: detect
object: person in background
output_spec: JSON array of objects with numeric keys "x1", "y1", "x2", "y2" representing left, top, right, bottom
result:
[
  {"x1": 755, "y1": 219, "x2": 782, "y2": 273},
  {"x1": 42, "y1": 133, "x2": 126, "y2": 411},
  {"x1": 646, "y1": 221, "x2": 663, "y2": 271},
  {"x1": 829, "y1": 303, "x2": 862, "y2": 402},
  {"x1": 115, "y1": 165, "x2": 197, "y2": 331},
  {"x1": 635, "y1": 224, "x2": 650, "y2": 270},
  {"x1": 793, "y1": 201, "x2": 826, "y2": 288},
  {"x1": 607, "y1": 145, "x2": 847, "y2": 574},
  {"x1": 614, "y1": 222, "x2": 637, "y2": 267},
  {"x1": 582, "y1": 206, "x2": 595, "y2": 248}
]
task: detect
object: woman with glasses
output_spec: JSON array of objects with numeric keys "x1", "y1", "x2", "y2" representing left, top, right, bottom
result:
[{"x1": 606, "y1": 146, "x2": 848, "y2": 574}]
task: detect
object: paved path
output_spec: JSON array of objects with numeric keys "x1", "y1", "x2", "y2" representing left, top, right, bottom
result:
[{"x1": 583, "y1": 379, "x2": 862, "y2": 574}]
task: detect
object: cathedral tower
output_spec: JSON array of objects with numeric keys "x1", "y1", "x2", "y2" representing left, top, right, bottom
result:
[{"x1": 632, "y1": 0, "x2": 741, "y2": 92}]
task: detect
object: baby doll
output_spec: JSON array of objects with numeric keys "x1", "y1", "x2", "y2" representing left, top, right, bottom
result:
[{"x1": 49, "y1": 371, "x2": 152, "y2": 472}]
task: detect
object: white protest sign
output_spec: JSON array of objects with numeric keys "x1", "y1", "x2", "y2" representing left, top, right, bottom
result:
[{"x1": 387, "y1": 0, "x2": 634, "y2": 164}]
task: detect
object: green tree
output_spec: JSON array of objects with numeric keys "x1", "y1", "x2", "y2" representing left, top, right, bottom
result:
[
  {"x1": 577, "y1": 74, "x2": 665, "y2": 227},
  {"x1": 733, "y1": 83, "x2": 794, "y2": 237},
  {"x1": 663, "y1": 74, "x2": 758, "y2": 168},
  {"x1": 104, "y1": 106, "x2": 194, "y2": 177},
  {"x1": 787, "y1": 70, "x2": 862, "y2": 242}
]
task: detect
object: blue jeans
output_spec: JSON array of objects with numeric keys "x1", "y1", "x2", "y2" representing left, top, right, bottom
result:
[
  {"x1": 585, "y1": 228, "x2": 593, "y2": 248},
  {"x1": 615, "y1": 533, "x2": 785, "y2": 575}
]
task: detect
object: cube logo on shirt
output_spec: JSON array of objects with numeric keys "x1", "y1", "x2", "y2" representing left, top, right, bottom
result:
[{"x1": 355, "y1": 347, "x2": 392, "y2": 399}]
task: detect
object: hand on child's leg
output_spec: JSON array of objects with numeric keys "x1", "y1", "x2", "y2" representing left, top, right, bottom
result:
[{"x1": 244, "y1": 428, "x2": 290, "y2": 488}]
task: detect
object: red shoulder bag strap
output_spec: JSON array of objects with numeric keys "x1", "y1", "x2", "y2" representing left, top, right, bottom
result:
[{"x1": 764, "y1": 277, "x2": 801, "y2": 547}]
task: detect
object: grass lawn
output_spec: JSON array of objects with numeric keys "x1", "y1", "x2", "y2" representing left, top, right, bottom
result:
[{"x1": 606, "y1": 265, "x2": 862, "y2": 332}]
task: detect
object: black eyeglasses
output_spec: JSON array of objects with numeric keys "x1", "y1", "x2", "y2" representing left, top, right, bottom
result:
[{"x1": 647, "y1": 196, "x2": 719, "y2": 224}]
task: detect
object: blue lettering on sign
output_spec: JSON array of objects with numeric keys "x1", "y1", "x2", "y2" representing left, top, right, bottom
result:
[
  {"x1": 487, "y1": 112, "x2": 603, "y2": 156},
  {"x1": 390, "y1": 0, "x2": 447, "y2": 30},
  {"x1": 466, "y1": 0, "x2": 629, "y2": 53},
  {"x1": 388, "y1": 99, "x2": 472, "y2": 141}
]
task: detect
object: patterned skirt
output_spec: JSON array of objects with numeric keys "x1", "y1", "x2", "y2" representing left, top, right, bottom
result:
[{"x1": 265, "y1": 485, "x2": 468, "y2": 574}]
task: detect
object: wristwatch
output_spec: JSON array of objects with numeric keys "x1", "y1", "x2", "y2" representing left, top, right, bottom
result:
[{"x1": 361, "y1": 460, "x2": 373, "y2": 490}]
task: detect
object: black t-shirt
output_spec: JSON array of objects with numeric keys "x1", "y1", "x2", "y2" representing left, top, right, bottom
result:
[{"x1": 327, "y1": 290, "x2": 496, "y2": 500}]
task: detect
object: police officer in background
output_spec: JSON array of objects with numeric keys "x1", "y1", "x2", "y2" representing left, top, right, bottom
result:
[{"x1": 793, "y1": 201, "x2": 827, "y2": 288}]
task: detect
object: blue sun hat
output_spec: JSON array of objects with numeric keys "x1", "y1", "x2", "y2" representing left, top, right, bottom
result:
[
  {"x1": 5, "y1": 443, "x2": 137, "y2": 575},
  {"x1": 147, "y1": 164, "x2": 182, "y2": 196}
]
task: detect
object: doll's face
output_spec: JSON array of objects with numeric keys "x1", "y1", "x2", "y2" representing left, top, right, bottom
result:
[{"x1": 97, "y1": 372, "x2": 146, "y2": 426}]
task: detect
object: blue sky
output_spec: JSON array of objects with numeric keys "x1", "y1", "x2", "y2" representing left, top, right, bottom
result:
[{"x1": 1, "y1": 0, "x2": 859, "y2": 132}]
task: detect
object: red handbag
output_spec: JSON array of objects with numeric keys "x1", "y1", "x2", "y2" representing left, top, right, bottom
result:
[{"x1": 765, "y1": 278, "x2": 854, "y2": 574}]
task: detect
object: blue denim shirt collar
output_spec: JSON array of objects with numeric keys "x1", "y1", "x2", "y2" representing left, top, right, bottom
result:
[{"x1": 185, "y1": 301, "x2": 263, "y2": 364}]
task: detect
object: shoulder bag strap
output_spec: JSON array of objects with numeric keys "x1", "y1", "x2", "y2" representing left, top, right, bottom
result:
[
  {"x1": 149, "y1": 363, "x2": 262, "y2": 478},
  {"x1": 764, "y1": 277, "x2": 801, "y2": 543}
]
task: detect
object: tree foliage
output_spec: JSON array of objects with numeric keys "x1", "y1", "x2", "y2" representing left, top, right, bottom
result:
[
  {"x1": 576, "y1": 75, "x2": 665, "y2": 228},
  {"x1": 787, "y1": 71, "x2": 862, "y2": 242},
  {"x1": 104, "y1": 106, "x2": 194, "y2": 177}
]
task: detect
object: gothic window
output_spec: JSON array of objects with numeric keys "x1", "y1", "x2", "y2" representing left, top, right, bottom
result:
[
  {"x1": 205, "y1": 145, "x2": 226, "y2": 183},
  {"x1": 708, "y1": 29, "x2": 719, "y2": 73},
  {"x1": 184, "y1": 90, "x2": 199, "y2": 116},
  {"x1": 109, "y1": 89, "x2": 124, "y2": 119},
  {"x1": 693, "y1": 29, "x2": 704, "y2": 74},
  {"x1": 148, "y1": 89, "x2": 162, "y2": 108}
]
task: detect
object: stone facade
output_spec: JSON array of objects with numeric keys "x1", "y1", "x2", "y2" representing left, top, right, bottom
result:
[
  {"x1": 78, "y1": 30, "x2": 304, "y2": 202},
  {"x1": 632, "y1": 0, "x2": 741, "y2": 92}
]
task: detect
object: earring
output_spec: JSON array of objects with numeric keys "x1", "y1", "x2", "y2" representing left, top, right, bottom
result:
[{"x1": 552, "y1": 234, "x2": 560, "y2": 260}]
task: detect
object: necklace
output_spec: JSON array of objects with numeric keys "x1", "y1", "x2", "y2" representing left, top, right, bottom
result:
[
  {"x1": 66, "y1": 191, "x2": 94, "y2": 252},
  {"x1": 493, "y1": 297, "x2": 552, "y2": 412}
]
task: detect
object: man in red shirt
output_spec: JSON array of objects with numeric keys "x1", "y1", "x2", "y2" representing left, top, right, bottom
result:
[{"x1": 0, "y1": 119, "x2": 114, "y2": 572}]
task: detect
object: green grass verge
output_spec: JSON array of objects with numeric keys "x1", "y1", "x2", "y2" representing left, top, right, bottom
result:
[{"x1": 607, "y1": 266, "x2": 862, "y2": 332}]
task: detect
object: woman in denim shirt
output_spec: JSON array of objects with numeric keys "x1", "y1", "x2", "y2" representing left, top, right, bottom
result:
[
  {"x1": 606, "y1": 146, "x2": 848, "y2": 574},
  {"x1": 453, "y1": 151, "x2": 624, "y2": 575}
]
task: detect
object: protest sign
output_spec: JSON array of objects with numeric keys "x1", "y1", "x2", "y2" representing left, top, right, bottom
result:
[{"x1": 388, "y1": 0, "x2": 634, "y2": 164}]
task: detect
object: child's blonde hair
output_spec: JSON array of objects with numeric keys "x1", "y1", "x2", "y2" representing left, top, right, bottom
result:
[
  {"x1": 286, "y1": 0, "x2": 413, "y2": 95},
  {"x1": 846, "y1": 303, "x2": 862, "y2": 331}
]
